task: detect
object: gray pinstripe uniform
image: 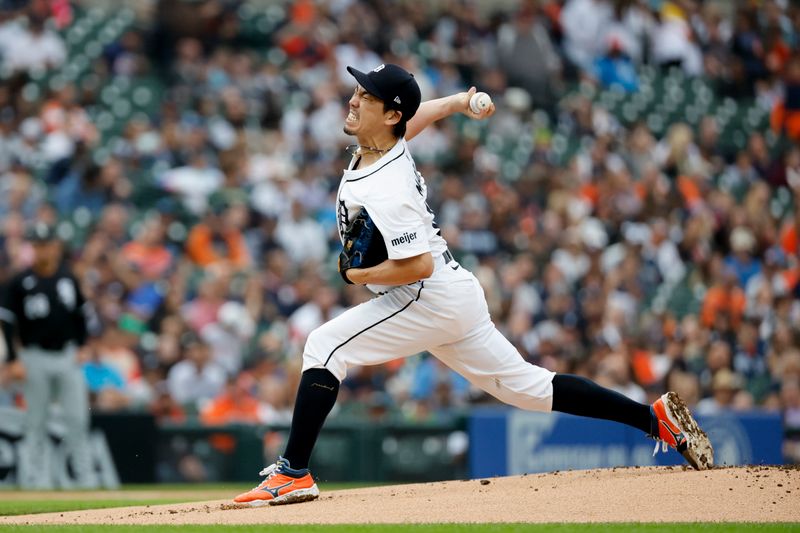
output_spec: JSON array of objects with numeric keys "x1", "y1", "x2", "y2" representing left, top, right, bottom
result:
[{"x1": 0, "y1": 265, "x2": 97, "y2": 489}]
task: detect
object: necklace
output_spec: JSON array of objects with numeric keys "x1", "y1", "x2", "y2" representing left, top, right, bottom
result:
[{"x1": 345, "y1": 144, "x2": 391, "y2": 157}]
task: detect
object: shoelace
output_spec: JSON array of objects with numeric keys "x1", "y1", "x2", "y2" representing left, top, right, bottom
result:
[
  {"x1": 247, "y1": 463, "x2": 278, "y2": 491},
  {"x1": 652, "y1": 440, "x2": 668, "y2": 456},
  {"x1": 258, "y1": 464, "x2": 278, "y2": 477}
]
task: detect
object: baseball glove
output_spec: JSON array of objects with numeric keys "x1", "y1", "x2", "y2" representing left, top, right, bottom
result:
[{"x1": 338, "y1": 207, "x2": 388, "y2": 284}]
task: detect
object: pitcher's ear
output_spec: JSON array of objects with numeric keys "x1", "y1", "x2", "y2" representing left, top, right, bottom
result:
[{"x1": 385, "y1": 109, "x2": 402, "y2": 126}]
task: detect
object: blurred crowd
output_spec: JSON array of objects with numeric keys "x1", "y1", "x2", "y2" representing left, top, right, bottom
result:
[{"x1": 1, "y1": 0, "x2": 800, "y2": 464}]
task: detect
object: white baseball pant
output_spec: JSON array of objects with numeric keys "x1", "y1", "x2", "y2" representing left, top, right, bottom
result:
[{"x1": 303, "y1": 255, "x2": 555, "y2": 411}]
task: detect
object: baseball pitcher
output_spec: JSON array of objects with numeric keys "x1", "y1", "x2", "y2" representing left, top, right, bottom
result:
[{"x1": 233, "y1": 64, "x2": 713, "y2": 506}]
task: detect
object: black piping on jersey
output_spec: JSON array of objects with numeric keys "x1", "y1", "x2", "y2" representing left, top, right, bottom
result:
[
  {"x1": 345, "y1": 147, "x2": 406, "y2": 182},
  {"x1": 323, "y1": 281, "x2": 424, "y2": 367}
]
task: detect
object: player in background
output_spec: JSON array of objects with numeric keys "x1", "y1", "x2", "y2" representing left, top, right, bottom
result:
[
  {"x1": 0, "y1": 222, "x2": 98, "y2": 489},
  {"x1": 233, "y1": 64, "x2": 712, "y2": 506}
]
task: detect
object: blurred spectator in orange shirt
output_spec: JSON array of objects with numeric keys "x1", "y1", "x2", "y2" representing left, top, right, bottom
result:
[
  {"x1": 186, "y1": 200, "x2": 250, "y2": 270},
  {"x1": 770, "y1": 55, "x2": 800, "y2": 141},
  {"x1": 702, "y1": 266, "x2": 746, "y2": 330},
  {"x1": 200, "y1": 376, "x2": 261, "y2": 426},
  {"x1": 779, "y1": 181, "x2": 800, "y2": 258},
  {"x1": 121, "y1": 215, "x2": 173, "y2": 280}
]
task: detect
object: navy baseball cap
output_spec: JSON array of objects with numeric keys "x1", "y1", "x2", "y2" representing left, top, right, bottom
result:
[{"x1": 347, "y1": 63, "x2": 421, "y2": 121}]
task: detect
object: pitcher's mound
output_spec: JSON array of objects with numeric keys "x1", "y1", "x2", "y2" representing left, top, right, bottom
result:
[{"x1": 3, "y1": 466, "x2": 798, "y2": 525}]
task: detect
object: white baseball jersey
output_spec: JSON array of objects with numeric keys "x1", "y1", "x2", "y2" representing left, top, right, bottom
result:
[
  {"x1": 304, "y1": 138, "x2": 556, "y2": 412},
  {"x1": 336, "y1": 138, "x2": 447, "y2": 294}
]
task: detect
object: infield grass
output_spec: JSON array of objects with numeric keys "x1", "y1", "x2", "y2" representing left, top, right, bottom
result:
[
  {"x1": 0, "y1": 524, "x2": 799, "y2": 532},
  {"x1": 0, "y1": 483, "x2": 371, "y2": 517},
  {"x1": 0, "y1": 499, "x2": 203, "y2": 517}
]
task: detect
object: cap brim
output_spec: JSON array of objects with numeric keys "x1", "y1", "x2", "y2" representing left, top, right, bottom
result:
[
  {"x1": 26, "y1": 229, "x2": 56, "y2": 242},
  {"x1": 346, "y1": 66, "x2": 385, "y2": 101}
]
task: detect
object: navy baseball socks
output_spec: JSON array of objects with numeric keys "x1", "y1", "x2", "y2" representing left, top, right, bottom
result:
[
  {"x1": 551, "y1": 374, "x2": 654, "y2": 433},
  {"x1": 282, "y1": 368, "x2": 340, "y2": 471},
  {"x1": 234, "y1": 368, "x2": 339, "y2": 505},
  {"x1": 551, "y1": 374, "x2": 713, "y2": 469}
]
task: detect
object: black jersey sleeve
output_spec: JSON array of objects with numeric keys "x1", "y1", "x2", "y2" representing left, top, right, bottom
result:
[
  {"x1": 71, "y1": 274, "x2": 89, "y2": 346},
  {"x1": 0, "y1": 277, "x2": 22, "y2": 323},
  {"x1": 0, "y1": 280, "x2": 19, "y2": 361}
]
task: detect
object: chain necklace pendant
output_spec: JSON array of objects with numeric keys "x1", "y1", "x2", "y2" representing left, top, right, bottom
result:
[{"x1": 345, "y1": 144, "x2": 390, "y2": 157}]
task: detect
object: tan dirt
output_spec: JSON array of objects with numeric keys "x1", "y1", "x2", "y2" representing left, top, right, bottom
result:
[{"x1": 1, "y1": 466, "x2": 799, "y2": 525}]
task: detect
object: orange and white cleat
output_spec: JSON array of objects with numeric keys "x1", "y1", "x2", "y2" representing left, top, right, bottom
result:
[
  {"x1": 233, "y1": 457, "x2": 320, "y2": 506},
  {"x1": 650, "y1": 392, "x2": 714, "y2": 470}
]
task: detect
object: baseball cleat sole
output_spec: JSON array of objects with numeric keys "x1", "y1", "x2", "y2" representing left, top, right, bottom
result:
[
  {"x1": 245, "y1": 499, "x2": 269, "y2": 508},
  {"x1": 268, "y1": 484, "x2": 320, "y2": 505},
  {"x1": 242, "y1": 485, "x2": 320, "y2": 507},
  {"x1": 664, "y1": 392, "x2": 714, "y2": 470}
]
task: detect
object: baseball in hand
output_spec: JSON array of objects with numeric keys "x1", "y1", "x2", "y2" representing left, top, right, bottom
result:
[{"x1": 469, "y1": 92, "x2": 492, "y2": 114}]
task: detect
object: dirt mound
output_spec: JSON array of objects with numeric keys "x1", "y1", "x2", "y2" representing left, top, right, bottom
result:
[{"x1": 2, "y1": 466, "x2": 798, "y2": 525}]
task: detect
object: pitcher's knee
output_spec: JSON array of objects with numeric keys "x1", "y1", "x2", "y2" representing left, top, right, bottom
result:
[
  {"x1": 303, "y1": 327, "x2": 328, "y2": 366},
  {"x1": 492, "y1": 370, "x2": 555, "y2": 412},
  {"x1": 509, "y1": 391, "x2": 553, "y2": 412},
  {"x1": 302, "y1": 327, "x2": 346, "y2": 382}
]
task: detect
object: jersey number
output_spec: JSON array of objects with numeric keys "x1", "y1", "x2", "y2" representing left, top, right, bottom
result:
[{"x1": 23, "y1": 294, "x2": 50, "y2": 319}]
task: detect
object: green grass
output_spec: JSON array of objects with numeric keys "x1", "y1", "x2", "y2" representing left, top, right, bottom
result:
[
  {"x1": 0, "y1": 483, "x2": 374, "y2": 494},
  {"x1": 116, "y1": 483, "x2": 252, "y2": 492},
  {"x1": 0, "y1": 525, "x2": 799, "y2": 532},
  {"x1": 0, "y1": 500, "x2": 196, "y2": 517},
  {"x1": 0, "y1": 484, "x2": 371, "y2": 517}
]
